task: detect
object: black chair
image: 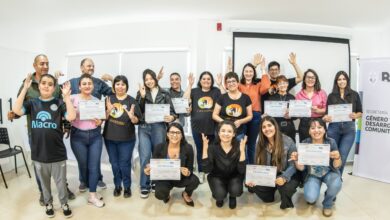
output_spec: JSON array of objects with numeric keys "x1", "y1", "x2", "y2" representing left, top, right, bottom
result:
[{"x1": 0, "y1": 127, "x2": 31, "y2": 188}]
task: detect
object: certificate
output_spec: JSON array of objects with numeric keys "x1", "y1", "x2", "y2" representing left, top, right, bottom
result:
[
  {"x1": 145, "y1": 104, "x2": 170, "y2": 123},
  {"x1": 150, "y1": 159, "x2": 181, "y2": 180},
  {"x1": 328, "y1": 104, "x2": 352, "y2": 122},
  {"x1": 288, "y1": 100, "x2": 312, "y2": 117},
  {"x1": 264, "y1": 101, "x2": 288, "y2": 117},
  {"x1": 297, "y1": 143, "x2": 330, "y2": 166},
  {"x1": 79, "y1": 100, "x2": 106, "y2": 120},
  {"x1": 245, "y1": 165, "x2": 277, "y2": 187},
  {"x1": 171, "y1": 98, "x2": 189, "y2": 114}
]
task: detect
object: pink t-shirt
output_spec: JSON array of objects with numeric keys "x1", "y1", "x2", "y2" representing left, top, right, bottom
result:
[
  {"x1": 295, "y1": 89, "x2": 327, "y2": 118},
  {"x1": 71, "y1": 94, "x2": 100, "y2": 130}
]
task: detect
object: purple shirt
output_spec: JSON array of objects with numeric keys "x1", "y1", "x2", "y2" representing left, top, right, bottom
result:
[{"x1": 71, "y1": 94, "x2": 100, "y2": 130}]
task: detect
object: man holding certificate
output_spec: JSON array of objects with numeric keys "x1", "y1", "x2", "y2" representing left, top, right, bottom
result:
[
  {"x1": 246, "y1": 116, "x2": 299, "y2": 209},
  {"x1": 144, "y1": 123, "x2": 199, "y2": 206},
  {"x1": 290, "y1": 118, "x2": 342, "y2": 217}
]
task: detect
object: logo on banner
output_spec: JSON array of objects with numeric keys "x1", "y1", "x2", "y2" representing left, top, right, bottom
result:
[
  {"x1": 369, "y1": 72, "x2": 378, "y2": 84},
  {"x1": 369, "y1": 72, "x2": 390, "y2": 84}
]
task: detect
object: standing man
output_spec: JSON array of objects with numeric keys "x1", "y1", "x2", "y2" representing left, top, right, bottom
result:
[{"x1": 8, "y1": 54, "x2": 76, "y2": 205}]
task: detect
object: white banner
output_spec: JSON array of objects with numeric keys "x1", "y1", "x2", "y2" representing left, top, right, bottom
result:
[{"x1": 353, "y1": 58, "x2": 390, "y2": 183}]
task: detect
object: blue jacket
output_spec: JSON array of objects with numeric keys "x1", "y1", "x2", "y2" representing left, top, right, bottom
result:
[{"x1": 69, "y1": 76, "x2": 113, "y2": 99}]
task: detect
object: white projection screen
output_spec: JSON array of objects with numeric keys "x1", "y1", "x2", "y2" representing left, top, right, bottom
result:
[{"x1": 233, "y1": 32, "x2": 350, "y2": 94}]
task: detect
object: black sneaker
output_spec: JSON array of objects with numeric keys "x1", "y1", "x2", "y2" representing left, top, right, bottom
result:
[
  {"x1": 123, "y1": 188, "x2": 132, "y2": 198},
  {"x1": 229, "y1": 197, "x2": 237, "y2": 209},
  {"x1": 216, "y1": 200, "x2": 224, "y2": 208},
  {"x1": 62, "y1": 203, "x2": 73, "y2": 218},
  {"x1": 45, "y1": 203, "x2": 55, "y2": 218},
  {"x1": 67, "y1": 187, "x2": 76, "y2": 200},
  {"x1": 140, "y1": 189, "x2": 150, "y2": 199},
  {"x1": 39, "y1": 193, "x2": 44, "y2": 206},
  {"x1": 113, "y1": 186, "x2": 122, "y2": 197}
]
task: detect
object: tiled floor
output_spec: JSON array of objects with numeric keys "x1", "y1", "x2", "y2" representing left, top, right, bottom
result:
[{"x1": 0, "y1": 163, "x2": 389, "y2": 220}]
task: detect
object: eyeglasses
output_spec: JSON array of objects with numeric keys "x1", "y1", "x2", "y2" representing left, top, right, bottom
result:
[
  {"x1": 226, "y1": 80, "x2": 237, "y2": 84},
  {"x1": 168, "y1": 131, "x2": 182, "y2": 136},
  {"x1": 277, "y1": 82, "x2": 288, "y2": 86},
  {"x1": 306, "y1": 76, "x2": 316, "y2": 80}
]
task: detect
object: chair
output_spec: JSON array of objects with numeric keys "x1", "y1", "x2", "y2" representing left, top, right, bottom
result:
[{"x1": 0, "y1": 127, "x2": 31, "y2": 188}]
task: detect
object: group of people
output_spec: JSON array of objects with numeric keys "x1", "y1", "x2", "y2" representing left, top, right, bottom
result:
[{"x1": 9, "y1": 52, "x2": 362, "y2": 218}]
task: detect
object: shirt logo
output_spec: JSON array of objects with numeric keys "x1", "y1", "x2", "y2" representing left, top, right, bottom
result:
[
  {"x1": 226, "y1": 104, "x2": 242, "y2": 117},
  {"x1": 110, "y1": 103, "x2": 125, "y2": 118},
  {"x1": 32, "y1": 111, "x2": 57, "y2": 129},
  {"x1": 50, "y1": 104, "x2": 58, "y2": 111},
  {"x1": 198, "y1": 96, "x2": 213, "y2": 109}
]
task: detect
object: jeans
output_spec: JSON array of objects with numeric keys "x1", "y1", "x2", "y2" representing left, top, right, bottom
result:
[
  {"x1": 245, "y1": 111, "x2": 261, "y2": 164},
  {"x1": 138, "y1": 122, "x2": 166, "y2": 190},
  {"x1": 192, "y1": 130, "x2": 215, "y2": 172},
  {"x1": 327, "y1": 121, "x2": 356, "y2": 175},
  {"x1": 104, "y1": 139, "x2": 136, "y2": 188},
  {"x1": 304, "y1": 171, "x2": 342, "y2": 209},
  {"x1": 70, "y1": 127, "x2": 103, "y2": 192},
  {"x1": 236, "y1": 124, "x2": 247, "y2": 142}
]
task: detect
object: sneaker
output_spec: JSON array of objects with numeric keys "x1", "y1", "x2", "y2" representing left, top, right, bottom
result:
[
  {"x1": 323, "y1": 208, "x2": 333, "y2": 217},
  {"x1": 45, "y1": 203, "x2": 55, "y2": 218},
  {"x1": 97, "y1": 180, "x2": 107, "y2": 189},
  {"x1": 113, "y1": 186, "x2": 122, "y2": 197},
  {"x1": 88, "y1": 196, "x2": 105, "y2": 208},
  {"x1": 229, "y1": 196, "x2": 237, "y2": 209},
  {"x1": 216, "y1": 200, "x2": 224, "y2": 208},
  {"x1": 79, "y1": 183, "x2": 88, "y2": 193},
  {"x1": 123, "y1": 188, "x2": 132, "y2": 198},
  {"x1": 151, "y1": 184, "x2": 156, "y2": 193},
  {"x1": 198, "y1": 172, "x2": 205, "y2": 184},
  {"x1": 39, "y1": 193, "x2": 45, "y2": 206},
  {"x1": 67, "y1": 187, "x2": 76, "y2": 200},
  {"x1": 62, "y1": 203, "x2": 73, "y2": 218},
  {"x1": 140, "y1": 189, "x2": 150, "y2": 199},
  {"x1": 163, "y1": 195, "x2": 170, "y2": 204}
]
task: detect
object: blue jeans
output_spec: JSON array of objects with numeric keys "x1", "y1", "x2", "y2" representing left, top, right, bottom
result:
[
  {"x1": 327, "y1": 121, "x2": 356, "y2": 175},
  {"x1": 192, "y1": 130, "x2": 215, "y2": 172},
  {"x1": 138, "y1": 123, "x2": 166, "y2": 190},
  {"x1": 104, "y1": 139, "x2": 136, "y2": 188},
  {"x1": 70, "y1": 127, "x2": 103, "y2": 192},
  {"x1": 304, "y1": 172, "x2": 342, "y2": 209},
  {"x1": 236, "y1": 124, "x2": 247, "y2": 142},
  {"x1": 245, "y1": 111, "x2": 261, "y2": 164}
]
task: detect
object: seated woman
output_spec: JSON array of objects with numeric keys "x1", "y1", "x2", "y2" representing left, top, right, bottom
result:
[
  {"x1": 247, "y1": 116, "x2": 299, "y2": 209},
  {"x1": 202, "y1": 121, "x2": 247, "y2": 209},
  {"x1": 144, "y1": 122, "x2": 200, "y2": 206},
  {"x1": 290, "y1": 118, "x2": 342, "y2": 217}
]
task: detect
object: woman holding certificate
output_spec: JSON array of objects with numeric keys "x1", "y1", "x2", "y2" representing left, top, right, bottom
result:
[
  {"x1": 323, "y1": 71, "x2": 362, "y2": 176},
  {"x1": 144, "y1": 123, "x2": 200, "y2": 206},
  {"x1": 238, "y1": 55, "x2": 271, "y2": 164},
  {"x1": 103, "y1": 75, "x2": 142, "y2": 198},
  {"x1": 136, "y1": 69, "x2": 176, "y2": 199},
  {"x1": 295, "y1": 69, "x2": 327, "y2": 142},
  {"x1": 268, "y1": 75, "x2": 297, "y2": 142},
  {"x1": 202, "y1": 121, "x2": 247, "y2": 209},
  {"x1": 213, "y1": 72, "x2": 253, "y2": 141},
  {"x1": 247, "y1": 116, "x2": 299, "y2": 209},
  {"x1": 70, "y1": 74, "x2": 105, "y2": 207},
  {"x1": 290, "y1": 118, "x2": 342, "y2": 217}
]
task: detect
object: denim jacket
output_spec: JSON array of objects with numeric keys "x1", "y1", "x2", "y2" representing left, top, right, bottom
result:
[{"x1": 69, "y1": 76, "x2": 113, "y2": 99}]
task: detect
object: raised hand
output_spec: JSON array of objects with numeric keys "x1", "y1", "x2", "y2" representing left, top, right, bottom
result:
[
  {"x1": 253, "y1": 53, "x2": 263, "y2": 67},
  {"x1": 227, "y1": 56, "x2": 232, "y2": 72},
  {"x1": 54, "y1": 70, "x2": 64, "y2": 79},
  {"x1": 239, "y1": 135, "x2": 248, "y2": 153},
  {"x1": 201, "y1": 133, "x2": 209, "y2": 145},
  {"x1": 288, "y1": 52, "x2": 297, "y2": 65},
  {"x1": 138, "y1": 83, "x2": 146, "y2": 98},
  {"x1": 61, "y1": 81, "x2": 71, "y2": 98},
  {"x1": 216, "y1": 73, "x2": 223, "y2": 86},
  {"x1": 188, "y1": 72, "x2": 195, "y2": 87},
  {"x1": 106, "y1": 97, "x2": 114, "y2": 113},
  {"x1": 101, "y1": 73, "x2": 113, "y2": 82},
  {"x1": 23, "y1": 73, "x2": 33, "y2": 90},
  {"x1": 157, "y1": 66, "x2": 164, "y2": 80}
]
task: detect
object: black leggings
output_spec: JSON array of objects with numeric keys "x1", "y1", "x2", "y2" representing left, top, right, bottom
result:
[
  {"x1": 298, "y1": 118, "x2": 313, "y2": 142},
  {"x1": 154, "y1": 174, "x2": 200, "y2": 201},
  {"x1": 207, "y1": 174, "x2": 244, "y2": 201}
]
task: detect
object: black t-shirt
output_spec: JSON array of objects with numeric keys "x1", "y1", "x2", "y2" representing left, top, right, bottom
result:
[
  {"x1": 261, "y1": 77, "x2": 297, "y2": 112},
  {"x1": 103, "y1": 95, "x2": 142, "y2": 141},
  {"x1": 216, "y1": 93, "x2": 252, "y2": 134},
  {"x1": 23, "y1": 98, "x2": 67, "y2": 163},
  {"x1": 190, "y1": 87, "x2": 221, "y2": 134}
]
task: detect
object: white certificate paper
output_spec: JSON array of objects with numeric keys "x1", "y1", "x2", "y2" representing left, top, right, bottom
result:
[
  {"x1": 245, "y1": 165, "x2": 277, "y2": 187},
  {"x1": 264, "y1": 101, "x2": 288, "y2": 117},
  {"x1": 298, "y1": 143, "x2": 330, "y2": 166},
  {"x1": 328, "y1": 104, "x2": 352, "y2": 122},
  {"x1": 171, "y1": 98, "x2": 189, "y2": 114},
  {"x1": 79, "y1": 100, "x2": 106, "y2": 120},
  {"x1": 145, "y1": 104, "x2": 170, "y2": 123},
  {"x1": 150, "y1": 159, "x2": 181, "y2": 180},
  {"x1": 289, "y1": 100, "x2": 312, "y2": 117}
]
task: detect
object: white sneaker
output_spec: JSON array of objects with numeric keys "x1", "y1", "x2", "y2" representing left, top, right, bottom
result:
[
  {"x1": 88, "y1": 196, "x2": 105, "y2": 208},
  {"x1": 199, "y1": 172, "x2": 205, "y2": 184}
]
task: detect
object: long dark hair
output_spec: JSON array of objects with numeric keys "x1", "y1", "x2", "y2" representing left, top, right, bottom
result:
[
  {"x1": 240, "y1": 63, "x2": 257, "y2": 84},
  {"x1": 332, "y1": 70, "x2": 352, "y2": 94},
  {"x1": 302, "y1": 69, "x2": 321, "y2": 92},
  {"x1": 142, "y1": 69, "x2": 159, "y2": 91},
  {"x1": 255, "y1": 116, "x2": 285, "y2": 171},
  {"x1": 166, "y1": 122, "x2": 188, "y2": 147},
  {"x1": 214, "y1": 120, "x2": 238, "y2": 147},
  {"x1": 308, "y1": 118, "x2": 327, "y2": 141},
  {"x1": 197, "y1": 71, "x2": 214, "y2": 89}
]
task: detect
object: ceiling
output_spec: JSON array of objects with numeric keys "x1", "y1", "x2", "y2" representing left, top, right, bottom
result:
[{"x1": 1, "y1": 0, "x2": 389, "y2": 33}]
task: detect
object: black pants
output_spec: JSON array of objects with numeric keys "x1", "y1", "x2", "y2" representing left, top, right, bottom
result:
[
  {"x1": 207, "y1": 174, "x2": 244, "y2": 201},
  {"x1": 154, "y1": 174, "x2": 200, "y2": 201},
  {"x1": 279, "y1": 121, "x2": 296, "y2": 143},
  {"x1": 249, "y1": 175, "x2": 299, "y2": 209},
  {"x1": 298, "y1": 118, "x2": 312, "y2": 142}
]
